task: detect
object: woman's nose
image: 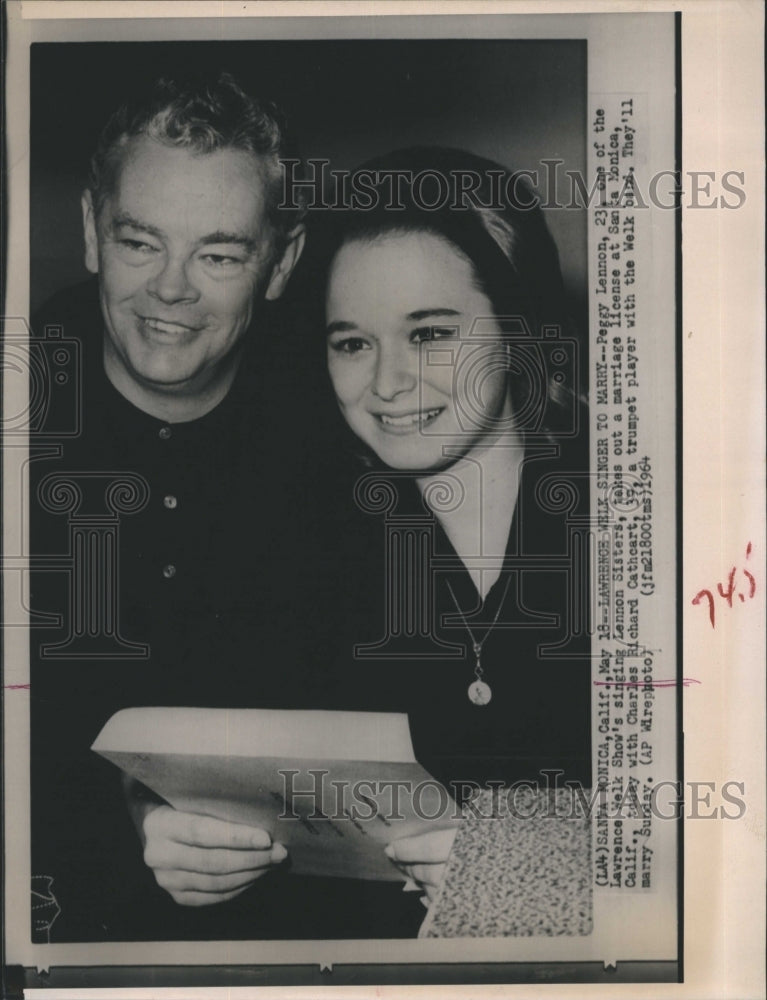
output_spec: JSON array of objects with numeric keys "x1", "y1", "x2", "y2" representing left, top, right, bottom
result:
[
  {"x1": 146, "y1": 255, "x2": 199, "y2": 305},
  {"x1": 371, "y1": 348, "x2": 417, "y2": 400}
]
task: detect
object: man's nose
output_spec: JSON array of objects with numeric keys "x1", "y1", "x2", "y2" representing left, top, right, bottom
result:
[
  {"x1": 371, "y1": 348, "x2": 417, "y2": 401},
  {"x1": 146, "y1": 254, "x2": 199, "y2": 305}
]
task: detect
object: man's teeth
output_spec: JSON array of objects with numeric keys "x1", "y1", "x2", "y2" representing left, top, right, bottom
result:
[
  {"x1": 378, "y1": 409, "x2": 441, "y2": 427},
  {"x1": 144, "y1": 318, "x2": 189, "y2": 334}
]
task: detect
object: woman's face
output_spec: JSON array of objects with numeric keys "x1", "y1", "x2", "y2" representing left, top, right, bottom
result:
[{"x1": 326, "y1": 231, "x2": 512, "y2": 471}]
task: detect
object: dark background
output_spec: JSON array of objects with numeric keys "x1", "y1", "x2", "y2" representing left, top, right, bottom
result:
[{"x1": 31, "y1": 39, "x2": 586, "y2": 319}]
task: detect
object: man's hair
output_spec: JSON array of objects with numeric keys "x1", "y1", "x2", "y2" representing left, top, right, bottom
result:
[{"x1": 88, "y1": 72, "x2": 303, "y2": 243}]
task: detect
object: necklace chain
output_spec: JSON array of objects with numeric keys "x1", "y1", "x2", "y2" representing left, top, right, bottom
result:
[{"x1": 445, "y1": 576, "x2": 511, "y2": 681}]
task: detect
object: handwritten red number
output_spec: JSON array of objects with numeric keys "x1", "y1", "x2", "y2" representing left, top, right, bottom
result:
[
  {"x1": 717, "y1": 567, "x2": 736, "y2": 608},
  {"x1": 692, "y1": 589, "x2": 715, "y2": 628},
  {"x1": 693, "y1": 543, "x2": 756, "y2": 629},
  {"x1": 742, "y1": 542, "x2": 756, "y2": 598}
]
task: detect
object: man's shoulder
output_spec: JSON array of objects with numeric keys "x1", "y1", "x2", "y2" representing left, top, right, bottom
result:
[{"x1": 32, "y1": 278, "x2": 101, "y2": 339}]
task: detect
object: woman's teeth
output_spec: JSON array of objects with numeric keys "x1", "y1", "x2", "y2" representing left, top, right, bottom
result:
[{"x1": 378, "y1": 408, "x2": 442, "y2": 427}]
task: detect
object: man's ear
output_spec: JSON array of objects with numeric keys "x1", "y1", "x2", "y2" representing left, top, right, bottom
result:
[
  {"x1": 81, "y1": 190, "x2": 100, "y2": 275},
  {"x1": 265, "y1": 224, "x2": 306, "y2": 301}
]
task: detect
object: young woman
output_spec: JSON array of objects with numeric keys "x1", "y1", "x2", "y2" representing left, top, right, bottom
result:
[{"x1": 320, "y1": 147, "x2": 592, "y2": 905}]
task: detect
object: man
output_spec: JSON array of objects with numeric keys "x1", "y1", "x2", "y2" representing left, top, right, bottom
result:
[
  {"x1": 29, "y1": 73, "x2": 328, "y2": 941},
  {"x1": 80, "y1": 77, "x2": 303, "y2": 423}
]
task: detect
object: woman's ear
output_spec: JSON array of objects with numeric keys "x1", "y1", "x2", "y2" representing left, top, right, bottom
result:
[
  {"x1": 265, "y1": 224, "x2": 306, "y2": 301},
  {"x1": 81, "y1": 190, "x2": 100, "y2": 275}
]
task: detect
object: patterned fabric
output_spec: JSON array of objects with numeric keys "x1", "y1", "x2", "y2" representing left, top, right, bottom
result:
[{"x1": 421, "y1": 788, "x2": 592, "y2": 938}]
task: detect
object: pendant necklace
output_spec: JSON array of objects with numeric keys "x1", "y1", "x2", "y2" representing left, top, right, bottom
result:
[{"x1": 445, "y1": 576, "x2": 511, "y2": 706}]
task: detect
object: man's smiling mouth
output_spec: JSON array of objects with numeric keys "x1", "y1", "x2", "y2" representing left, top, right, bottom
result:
[{"x1": 140, "y1": 316, "x2": 201, "y2": 336}]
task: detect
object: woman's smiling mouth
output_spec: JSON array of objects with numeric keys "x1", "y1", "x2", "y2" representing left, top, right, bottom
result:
[{"x1": 373, "y1": 407, "x2": 445, "y2": 432}]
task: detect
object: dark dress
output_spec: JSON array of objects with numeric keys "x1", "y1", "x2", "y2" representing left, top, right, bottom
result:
[{"x1": 312, "y1": 443, "x2": 593, "y2": 796}]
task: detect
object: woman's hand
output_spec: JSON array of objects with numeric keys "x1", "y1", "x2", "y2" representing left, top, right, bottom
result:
[
  {"x1": 141, "y1": 804, "x2": 287, "y2": 907},
  {"x1": 385, "y1": 827, "x2": 458, "y2": 903}
]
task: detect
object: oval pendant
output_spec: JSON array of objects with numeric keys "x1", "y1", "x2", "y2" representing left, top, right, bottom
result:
[{"x1": 468, "y1": 680, "x2": 492, "y2": 705}]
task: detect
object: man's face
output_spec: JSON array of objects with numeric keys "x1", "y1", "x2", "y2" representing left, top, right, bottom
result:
[{"x1": 83, "y1": 135, "x2": 300, "y2": 399}]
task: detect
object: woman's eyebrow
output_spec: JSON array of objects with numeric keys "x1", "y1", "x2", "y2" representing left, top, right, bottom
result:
[
  {"x1": 327, "y1": 309, "x2": 463, "y2": 335},
  {"x1": 407, "y1": 308, "x2": 462, "y2": 321},
  {"x1": 326, "y1": 320, "x2": 359, "y2": 335}
]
